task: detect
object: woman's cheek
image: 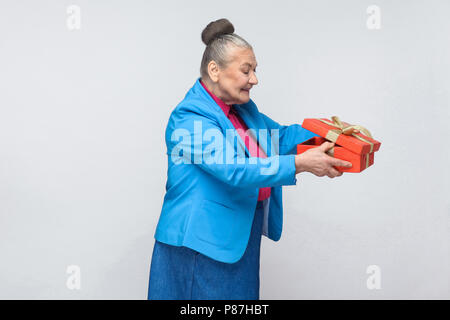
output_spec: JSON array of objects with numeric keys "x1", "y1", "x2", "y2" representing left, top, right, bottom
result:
[{"x1": 239, "y1": 76, "x2": 249, "y2": 87}]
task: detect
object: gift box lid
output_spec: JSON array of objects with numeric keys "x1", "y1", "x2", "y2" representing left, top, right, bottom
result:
[{"x1": 301, "y1": 117, "x2": 381, "y2": 155}]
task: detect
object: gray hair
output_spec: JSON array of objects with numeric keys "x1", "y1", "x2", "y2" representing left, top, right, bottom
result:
[{"x1": 200, "y1": 19, "x2": 253, "y2": 80}]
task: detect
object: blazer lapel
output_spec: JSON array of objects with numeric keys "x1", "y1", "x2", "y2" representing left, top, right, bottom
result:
[
  {"x1": 194, "y1": 79, "x2": 275, "y2": 158},
  {"x1": 235, "y1": 105, "x2": 276, "y2": 157},
  {"x1": 209, "y1": 105, "x2": 251, "y2": 158}
]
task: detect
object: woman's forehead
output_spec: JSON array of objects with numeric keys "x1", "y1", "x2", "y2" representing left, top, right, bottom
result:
[
  {"x1": 240, "y1": 62, "x2": 257, "y2": 70},
  {"x1": 229, "y1": 47, "x2": 257, "y2": 67}
]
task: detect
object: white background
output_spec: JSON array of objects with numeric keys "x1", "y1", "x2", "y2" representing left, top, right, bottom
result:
[{"x1": 0, "y1": 0, "x2": 448, "y2": 299}]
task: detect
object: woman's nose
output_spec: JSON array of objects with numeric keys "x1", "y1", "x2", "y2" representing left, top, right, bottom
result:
[{"x1": 249, "y1": 72, "x2": 258, "y2": 85}]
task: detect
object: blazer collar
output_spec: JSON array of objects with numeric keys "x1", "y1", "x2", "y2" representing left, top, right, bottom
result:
[
  {"x1": 192, "y1": 78, "x2": 275, "y2": 157},
  {"x1": 199, "y1": 79, "x2": 233, "y2": 117}
]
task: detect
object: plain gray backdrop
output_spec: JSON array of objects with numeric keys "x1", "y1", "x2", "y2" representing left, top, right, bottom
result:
[{"x1": 0, "y1": 0, "x2": 449, "y2": 299}]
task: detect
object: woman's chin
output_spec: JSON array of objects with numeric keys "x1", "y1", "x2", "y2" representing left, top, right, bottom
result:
[
  {"x1": 236, "y1": 98, "x2": 250, "y2": 105},
  {"x1": 239, "y1": 91, "x2": 251, "y2": 103}
]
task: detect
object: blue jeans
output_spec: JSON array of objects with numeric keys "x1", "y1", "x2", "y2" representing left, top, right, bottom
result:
[{"x1": 147, "y1": 200, "x2": 264, "y2": 300}]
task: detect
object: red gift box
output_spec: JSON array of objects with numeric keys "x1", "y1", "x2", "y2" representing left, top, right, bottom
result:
[
  {"x1": 297, "y1": 136, "x2": 375, "y2": 173},
  {"x1": 297, "y1": 116, "x2": 381, "y2": 173}
]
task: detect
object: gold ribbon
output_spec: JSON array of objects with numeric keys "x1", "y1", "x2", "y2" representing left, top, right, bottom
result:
[{"x1": 318, "y1": 116, "x2": 374, "y2": 153}]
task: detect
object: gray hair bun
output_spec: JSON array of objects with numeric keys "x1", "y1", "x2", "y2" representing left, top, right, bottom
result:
[{"x1": 201, "y1": 18, "x2": 235, "y2": 46}]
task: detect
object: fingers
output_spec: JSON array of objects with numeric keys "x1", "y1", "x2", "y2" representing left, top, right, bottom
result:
[
  {"x1": 327, "y1": 167, "x2": 342, "y2": 178},
  {"x1": 319, "y1": 141, "x2": 335, "y2": 152},
  {"x1": 330, "y1": 158, "x2": 352, "y2": 168}
]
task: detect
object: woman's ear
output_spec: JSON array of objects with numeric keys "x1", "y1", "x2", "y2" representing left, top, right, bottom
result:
[{"x1": 207, "y1": 60, "x2": 220, "y2": 83}]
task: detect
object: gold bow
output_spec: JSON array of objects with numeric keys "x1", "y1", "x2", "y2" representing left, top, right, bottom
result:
[{"x1": 318, "y1": 116, "x2": 374, "y2": 153}]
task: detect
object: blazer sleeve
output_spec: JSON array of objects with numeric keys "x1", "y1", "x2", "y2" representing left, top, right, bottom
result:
[
  {"x1": 259, "y1": 112, "x2": 319, "y2": 155},
  {"x1": 166, "y1": 106, "x2": 298, "y2": 189}
]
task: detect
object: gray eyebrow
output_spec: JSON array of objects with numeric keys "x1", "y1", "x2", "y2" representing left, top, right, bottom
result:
[{"x1": 241, "y1": 62, "x2": 257, "y2": 68}]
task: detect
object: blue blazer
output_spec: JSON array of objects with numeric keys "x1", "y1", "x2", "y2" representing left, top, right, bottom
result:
[{"x1": 154, "y1": 78, "x2": 317, "y2": 263}]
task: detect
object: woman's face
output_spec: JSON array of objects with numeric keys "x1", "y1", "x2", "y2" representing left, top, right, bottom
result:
[{"x1": 209, "y1": 46, "x2": 259, "y2": 105}]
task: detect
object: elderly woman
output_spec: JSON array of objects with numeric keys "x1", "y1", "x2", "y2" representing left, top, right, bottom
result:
[{"x1": 147, "y1": 18, "x2": 352, "y2": 300}]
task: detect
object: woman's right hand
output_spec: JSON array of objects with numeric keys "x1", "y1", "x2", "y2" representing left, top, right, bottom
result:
[{"x1": 294, "y1": 142, "x2": 352, "y2": 178}]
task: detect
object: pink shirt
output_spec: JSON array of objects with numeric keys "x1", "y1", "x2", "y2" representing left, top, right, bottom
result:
[{"x1": 200, "y1": 80, "x2": 271, "y2": 201}]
